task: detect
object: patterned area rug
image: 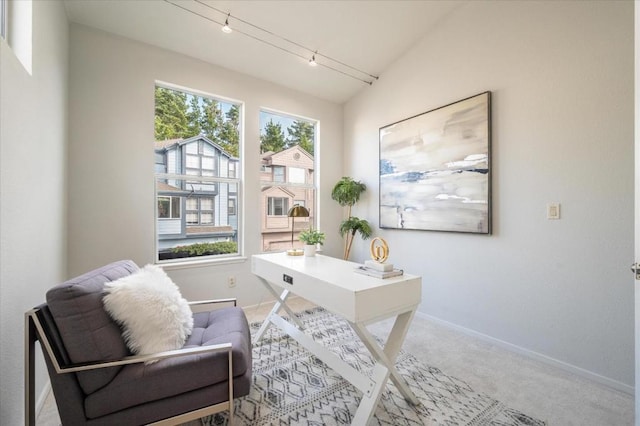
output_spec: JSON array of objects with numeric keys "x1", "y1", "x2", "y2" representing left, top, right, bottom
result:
[{"x1": 202, "y1": 307, "x2": 545, "y2": 426}]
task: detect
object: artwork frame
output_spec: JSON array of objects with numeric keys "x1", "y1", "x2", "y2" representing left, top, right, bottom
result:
[{"x1": 379, "y1": 91, "x2": 492, "y2": 234}]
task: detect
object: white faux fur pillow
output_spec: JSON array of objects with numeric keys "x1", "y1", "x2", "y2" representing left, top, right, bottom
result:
[{"x1": 103, "y1": 264, "x2": 194, "y2": 357}]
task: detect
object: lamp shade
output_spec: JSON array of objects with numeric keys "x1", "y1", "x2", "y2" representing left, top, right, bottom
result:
[{"x1": 288, "y1": 205, "x2": 309, "y2": 218}]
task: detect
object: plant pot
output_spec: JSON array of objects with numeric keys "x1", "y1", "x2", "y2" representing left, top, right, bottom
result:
[{"x1": 303, "y1": 244, "x2": 316, "y2": 257}]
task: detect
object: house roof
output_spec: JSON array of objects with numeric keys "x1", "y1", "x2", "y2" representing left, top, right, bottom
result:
[
  {"x1": 155, "y1": 135, "x2": 238, "y2": 160},
  {"x1": 261, "y1": 185, "x2": 295, "y2": 198},
  {"x1": 157, "y1": 182, "x2": 181, "y2": 192},
  {"x1": 261, "y1": 145, "x2": 313, "y2": 167},
  {"x1": 154, "y1": 138, "x2": 182, "y2": 150}
]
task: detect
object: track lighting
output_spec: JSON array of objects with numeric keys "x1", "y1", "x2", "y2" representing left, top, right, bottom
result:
[
  {"x1": 221, "y1": 13, "x2": 232, "y2": 33},
  {"x1": 165, "y1": 0, "x2": 379, "y2": 85}
]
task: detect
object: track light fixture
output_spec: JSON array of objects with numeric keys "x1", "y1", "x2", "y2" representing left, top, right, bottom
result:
[
  {"x1": 309, "y1": 52, "x2": 318, "y2": 67},
  {"x1": 164, "y1": 0, "x2": 379, "y2": 85},
  {"x1": 221, "y1": 13, "x2": 232, "y2": 34}
]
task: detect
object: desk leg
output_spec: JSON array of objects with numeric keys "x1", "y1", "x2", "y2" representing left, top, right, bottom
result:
[
  {"x1": 254, "y1": 279, "x2": 304, "y2": 342},
  {"x1": 349, "y1": 309, "x2": 419, "y2": 423}
]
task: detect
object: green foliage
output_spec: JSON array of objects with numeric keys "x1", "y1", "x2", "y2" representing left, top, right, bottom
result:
[
  {"x1": 260, "y1": 119, "x2": 287, "y2": 153},
  {"x1": 154, "y1": 87, "x2": 239, "y2": 157},
  {"x1": 154, "y1": 87, "x2": 190, "y2": 140},
  {"x1": 171, "y1": 241, "x2": 238, "y2": 256},
  {"x1": 199, "y1": 98, "x2": 224, "y2": 143},
  {"x1": 331, "y1": 177, "x2": 367, "y2": 208},
  {"x1": 298, "y1": 228, "x2": 326, "y2": 245},
  {"x1": 339, "y1": 217, "x2": 372, "y2": 239},
  {"x1": 186, "y1": 96, "x2": 202, "y2": 136},
  {"x1": 287, "y1": 120, "x2": 315, "y2": 156},
  {"x1": 332, "y1": 177, "x2": 370, "y2": 260},
  {"x1": 218, "y1": 105, "x2": 240, "y2": 157}
]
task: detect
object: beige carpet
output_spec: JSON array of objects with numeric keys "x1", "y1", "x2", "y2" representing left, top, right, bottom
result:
[{"x1": 37, "y1": 296, "x2": 633, "y2": 425}]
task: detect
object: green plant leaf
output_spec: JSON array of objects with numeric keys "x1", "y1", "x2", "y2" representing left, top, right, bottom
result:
[{"x1": 331, "y1": 177, "x2": 366, "y2": 207}]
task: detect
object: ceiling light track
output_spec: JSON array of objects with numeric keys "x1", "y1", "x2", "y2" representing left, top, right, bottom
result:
[
  {"x1": 163, "y1": 0, "x2": 377, "y2": 85},
  {"x1": 194, "y1": 0, "x2": 378, "y2": 81}
]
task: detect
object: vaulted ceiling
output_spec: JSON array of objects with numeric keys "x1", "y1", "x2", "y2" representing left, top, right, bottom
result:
[{"x1": 64, "y1": 0, "x2": 463, "y2": 104}]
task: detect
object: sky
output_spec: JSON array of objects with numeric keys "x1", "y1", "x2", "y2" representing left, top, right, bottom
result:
[{"x1": 260, "y1": 110, "x2": 308, "y2": 135}]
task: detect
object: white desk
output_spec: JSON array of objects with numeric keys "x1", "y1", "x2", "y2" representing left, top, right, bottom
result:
[{"x1": 251, "y1": 252, "x2": 422, "y2": 425}]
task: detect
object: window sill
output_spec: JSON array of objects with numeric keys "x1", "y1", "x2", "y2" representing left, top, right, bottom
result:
[{"x1": 158, "y1": 255, "x2": 247, "y2": 271}]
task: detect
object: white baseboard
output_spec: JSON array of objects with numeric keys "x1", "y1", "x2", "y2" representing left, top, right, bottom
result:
[{"x1": 415, "y1": 311, "x2": 634, "y2": 396}]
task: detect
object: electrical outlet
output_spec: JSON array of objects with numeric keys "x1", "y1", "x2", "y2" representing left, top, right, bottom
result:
[
  {"x1": 228, "y1": 276, "x2": 236, "y2": 288},
  {"x1": 283, "y1": 274, "x2": 293, "y2": 285}
]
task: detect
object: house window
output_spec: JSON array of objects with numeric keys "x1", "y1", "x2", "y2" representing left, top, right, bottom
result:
[
  {"x1": 155, "y1": 84, "x2": 242, "y2": 262},
  {"x1": 260, "y1": 110, "x2": 317, "y2": 252},
  {"x1": 273, "y1": 166, "x2": 285, "y2": 183},
  {"x1": 185, "y1": 197, "x2": 214, "y2": 225},
  {"x1": 289, "y1": 167, "x2": 305, "y2": 184},
  {"x1": 267, "y1": 197, "x2": 289, "y2": 216},
  {"x1": 158, "y1": 196, "x2": 181, "y2": 219}
]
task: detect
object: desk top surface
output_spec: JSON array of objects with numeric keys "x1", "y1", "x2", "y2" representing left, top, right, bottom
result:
[
  {"x1": 252, "y1": 252, "x2": 420, "y2": 292},
  {"x1": 252, "y1": 252, "x2": 421, "y2": 323}
]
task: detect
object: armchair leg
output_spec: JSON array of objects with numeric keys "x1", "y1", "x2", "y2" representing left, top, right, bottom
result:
[
  {"x1": 228, "y1": 350, "x2": 234, "y2": 426},
  {"x1": 24, "y1": 313, "x2": 36, "y2": 426}
]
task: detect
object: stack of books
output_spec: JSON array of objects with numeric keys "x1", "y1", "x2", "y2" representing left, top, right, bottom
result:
[{"x1": 353, "y1": 265, "x2": 404, "y2": 279}]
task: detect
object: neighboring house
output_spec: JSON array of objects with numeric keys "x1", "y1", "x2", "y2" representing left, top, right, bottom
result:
[
  {"x1": 260, "y1": 145, "x2": 315, "y2": 252},
  {"x1": 155, "y1": 135, "x2": 238, "y2": 255}
]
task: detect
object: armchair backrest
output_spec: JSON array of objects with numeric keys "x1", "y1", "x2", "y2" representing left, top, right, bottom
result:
[{"x1": 45, "y1": 260, "x2": 138, "y2": 394}]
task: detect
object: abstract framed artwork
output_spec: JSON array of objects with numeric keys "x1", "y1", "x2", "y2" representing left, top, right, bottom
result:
[{"x1": 379, "y1": 91, "x2": 491, "y2": 234}]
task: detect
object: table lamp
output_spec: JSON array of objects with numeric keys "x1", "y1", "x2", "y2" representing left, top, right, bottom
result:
[{"x1": 287, "y1": 204, "x2": 309, "y2": 256}]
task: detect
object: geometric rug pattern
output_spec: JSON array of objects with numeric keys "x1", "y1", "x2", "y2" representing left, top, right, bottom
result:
[{"x1": 202, "y1": 307, "x2": 546, "y2": 425}]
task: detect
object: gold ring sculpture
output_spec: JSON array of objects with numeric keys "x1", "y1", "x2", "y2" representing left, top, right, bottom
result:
[{"x1": 369, "y1": 237, "x2": 389, "y2": 263}]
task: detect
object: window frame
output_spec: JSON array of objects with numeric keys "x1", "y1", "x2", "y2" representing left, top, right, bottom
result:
[
  {"x1": 155, "y1": 82, "x2": 244, "y2": 265},
  {"x1": 273, "y1": 166, "x2": 285, "y2": 183},
  {"x1": 0, "y1": 0, "x2": 6, "y2": 40},
  {"x1": 267, "y1": 197, "x2": 289, "y2": 216},
  {"x1": 157, "y1": 196, "x2": 181, "y2": 219},
  {"x1": 185, "y1": 196, "x2": 215, "y2": 225},
  {"x1": 259, "y1": 108, "x2": 319, "y2": 253}
]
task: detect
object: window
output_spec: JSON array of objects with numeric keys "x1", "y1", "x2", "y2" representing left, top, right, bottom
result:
[
  {"x1": 158, "y1": 196, "x2": 181, "y2": 219},
  {"x1": 260, "y1": 110, "x2": 317, "y2": 252},
  {"x1": 155, "y1": 84, "x2": 242, "y2": 262},
  {"x1": 267, "y1": 197, "x2": 289, "y2": 216},
  {"x1": 1, "y1": 0, "x2": 6, "y2": 40},
  {"x1": 289, "y1": 167, "x2": 305, "y2": 184},
  {"x1": 3, "y1": 0, "x2": 32, "y2": 73},
  {"x1": 273, "y1": 166, "x2": 285, "y2": 183},
  {"x1": 185, "y1": 197, "x2": 214, "y2": 225}
]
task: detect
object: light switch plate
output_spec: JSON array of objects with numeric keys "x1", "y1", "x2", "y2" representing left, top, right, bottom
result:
[{"x1": 547, "y1": 203, "x2": 560, "y2": 220}]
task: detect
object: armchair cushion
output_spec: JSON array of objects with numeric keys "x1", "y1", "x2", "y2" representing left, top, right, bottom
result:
[
  {"x1": 84, "y1": 306, "x2": 252, "y2": 419},
  {"x1": 46, "y1": 260, "x2": 139, "y2": 394},
  {"x1": 103, "y1": 264, "x2": 194, "y2": 357}
]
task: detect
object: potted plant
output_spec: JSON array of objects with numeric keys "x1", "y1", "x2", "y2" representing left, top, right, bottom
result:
[
  {"x1": 331, "y1": 177, "x2": 372, "y2": 260},
  {"x1": 298, "y1": 228, "x2": 325, "y2": 256}
]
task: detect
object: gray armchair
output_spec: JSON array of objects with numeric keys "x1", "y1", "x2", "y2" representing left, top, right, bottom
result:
[{"x1": 25, "y1": 260, "x2": 252, "y2": 425}]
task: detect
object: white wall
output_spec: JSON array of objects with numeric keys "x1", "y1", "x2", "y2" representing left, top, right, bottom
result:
[
  {"x1": 344, "y1": 1, "x2": 634, "y2": 391},
  {"x1": 67, "y1": 25, "x2": 344, "y2": 305},
  {"x1": 0, "y1": 1, "x2": 68, "y2": 424}
]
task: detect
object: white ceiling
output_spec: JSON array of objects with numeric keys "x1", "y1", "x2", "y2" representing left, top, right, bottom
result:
[{"x1": 64, "y1": 0, "x2": 463, "y2": 104}]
